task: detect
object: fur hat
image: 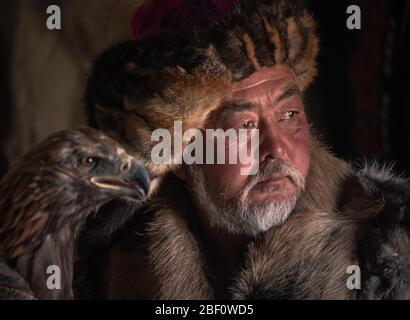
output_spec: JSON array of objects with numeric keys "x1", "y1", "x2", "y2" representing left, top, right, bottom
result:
[
  {"x1": 131, "y1": 0, "x2": 238, "y2": 40},
  {"x1": 87, "y1": 0, "x2": 319, "y2": 174}
]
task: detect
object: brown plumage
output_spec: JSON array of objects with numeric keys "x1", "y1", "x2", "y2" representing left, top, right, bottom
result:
[{"x1": 0, "y1": 127, "x2": 150, "y2": 299}]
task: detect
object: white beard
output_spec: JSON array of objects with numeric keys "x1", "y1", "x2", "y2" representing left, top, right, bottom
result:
[{"x1": 188, "y1": 160, "x2": 305, "y2": 236}]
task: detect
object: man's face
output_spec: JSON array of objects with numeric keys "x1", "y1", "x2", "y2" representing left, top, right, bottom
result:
[{"x1": 188, "y1": 65, "x2": 311, "y2": 235}]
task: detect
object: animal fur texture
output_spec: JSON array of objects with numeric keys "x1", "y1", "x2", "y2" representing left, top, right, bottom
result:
[
  {"x1": 0, "y1": 127, "x2": 150, "y2": 299},
  {"x1": 86, "y1": 0, "x2": 319, "y2": 177},
  {"x1": 103, "y1": 137, "x2": 410, "y2": 299}
]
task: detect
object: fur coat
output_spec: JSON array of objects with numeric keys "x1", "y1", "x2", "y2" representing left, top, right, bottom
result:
[{"x1": 101, "y1": 140, "x2": 410, "y2": 300}]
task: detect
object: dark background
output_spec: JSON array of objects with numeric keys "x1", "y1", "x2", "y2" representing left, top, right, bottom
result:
[
  {"x1": 0, "y1": 1, "x2": 15, "y2": 176},
  {"x1": 0, "y1": 0, "x2": 409, "y2": 175},
  {"x1": 307, "y1": 0, "x2": 410, "y2": 174}
]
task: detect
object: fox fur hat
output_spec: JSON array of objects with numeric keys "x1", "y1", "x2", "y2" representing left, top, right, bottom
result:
[{"x1": 87, "y1": 0, "x2": 319, "y2": 174}]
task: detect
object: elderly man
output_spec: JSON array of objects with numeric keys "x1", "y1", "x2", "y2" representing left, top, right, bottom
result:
[{"x1": 84, "y1": 0, "x2": 410, "y2": 299}]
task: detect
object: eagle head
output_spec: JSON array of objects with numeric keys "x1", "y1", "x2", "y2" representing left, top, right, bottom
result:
[
  {"x1": 30, "y1": 127, "x2": 151, "y2": 206},
  {"x1": 0, "y1": 127, "x2": 151, "y2": 259}
]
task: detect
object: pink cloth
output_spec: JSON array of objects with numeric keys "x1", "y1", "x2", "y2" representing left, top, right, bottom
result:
[{"x1": 132, "y1": 0, "x2": 237, "y2": 40}]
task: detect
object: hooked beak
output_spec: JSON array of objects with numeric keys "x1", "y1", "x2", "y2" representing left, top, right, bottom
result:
[{"x1": 90, "y1": 160, "x2": 150, "y2": 202}]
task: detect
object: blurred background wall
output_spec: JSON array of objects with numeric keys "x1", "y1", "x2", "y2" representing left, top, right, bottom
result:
[
  {"x1": 0, "y1": 0, "x2": 15, "y2": 176},
  {"x1": 0, "y1": 0, "x2": 409, "y2": 176},
  {"x1": 308, "y1": 0, "x2": 410, "y2": 174}
]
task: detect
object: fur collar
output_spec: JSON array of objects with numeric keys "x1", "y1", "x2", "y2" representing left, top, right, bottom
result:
[
  {"x1": 141, "y1": 141, "x2": 353, "y2": 299},
  {"x1": 105, "y1": 140, "x2": 408, "y2": 299}
]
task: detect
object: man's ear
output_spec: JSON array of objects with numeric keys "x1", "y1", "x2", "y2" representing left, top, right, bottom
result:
[{"x1": 173, "y1": 165, "x2": 190, "y2": 183}]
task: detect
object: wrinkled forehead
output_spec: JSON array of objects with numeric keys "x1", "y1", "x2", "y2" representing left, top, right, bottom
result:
[
  {"x1": 231, "y1": 65, "x2": 298, "y2": 101},
  {"x1": 205, "y1": 65, "x2": 300, "y2": 126}
]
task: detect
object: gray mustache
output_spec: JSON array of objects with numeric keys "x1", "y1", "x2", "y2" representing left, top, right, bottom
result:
[{"x1": 246, "y1": 159, "x2": 306, "y2": 190}]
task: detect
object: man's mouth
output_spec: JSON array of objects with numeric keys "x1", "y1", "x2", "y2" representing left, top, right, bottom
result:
[{"x1": 256, "y1": 175, "x2": 289, "y2": 187}]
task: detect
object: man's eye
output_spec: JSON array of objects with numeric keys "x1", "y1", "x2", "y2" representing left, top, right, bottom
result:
[
  {"x1": 241, "y1": 121, "x2": 257, "y2": 129},
  {"x1": 280, "y1": 111, "x2": 299, "y2": 121}
]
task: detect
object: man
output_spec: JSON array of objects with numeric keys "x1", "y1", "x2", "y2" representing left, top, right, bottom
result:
[{"x1": 85, "y1": 0, "x2": 410, "y2": 299}]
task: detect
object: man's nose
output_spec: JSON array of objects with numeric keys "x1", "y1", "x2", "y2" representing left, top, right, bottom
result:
[{"x1": 258, "y1": 123, "x2": 289, "y2": 162}]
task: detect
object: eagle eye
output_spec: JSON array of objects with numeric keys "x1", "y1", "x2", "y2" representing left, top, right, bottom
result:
[{"x1": 81, "y1": 156, "x2": 99, "y2": 168}]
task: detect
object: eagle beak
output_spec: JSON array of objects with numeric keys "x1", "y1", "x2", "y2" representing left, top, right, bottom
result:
[{"x1": 90, "y1": 160, "x2": 150, "y2": 201}]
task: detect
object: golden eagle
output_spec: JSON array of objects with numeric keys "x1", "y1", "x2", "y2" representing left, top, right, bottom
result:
[{"x1": 0, "y1": 127, "x2": 150, "y2": 299}]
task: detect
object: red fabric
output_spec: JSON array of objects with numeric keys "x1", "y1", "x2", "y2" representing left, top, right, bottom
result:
[{"x1": 132, "y1": 0, "x2": 237, "y2": 40}]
